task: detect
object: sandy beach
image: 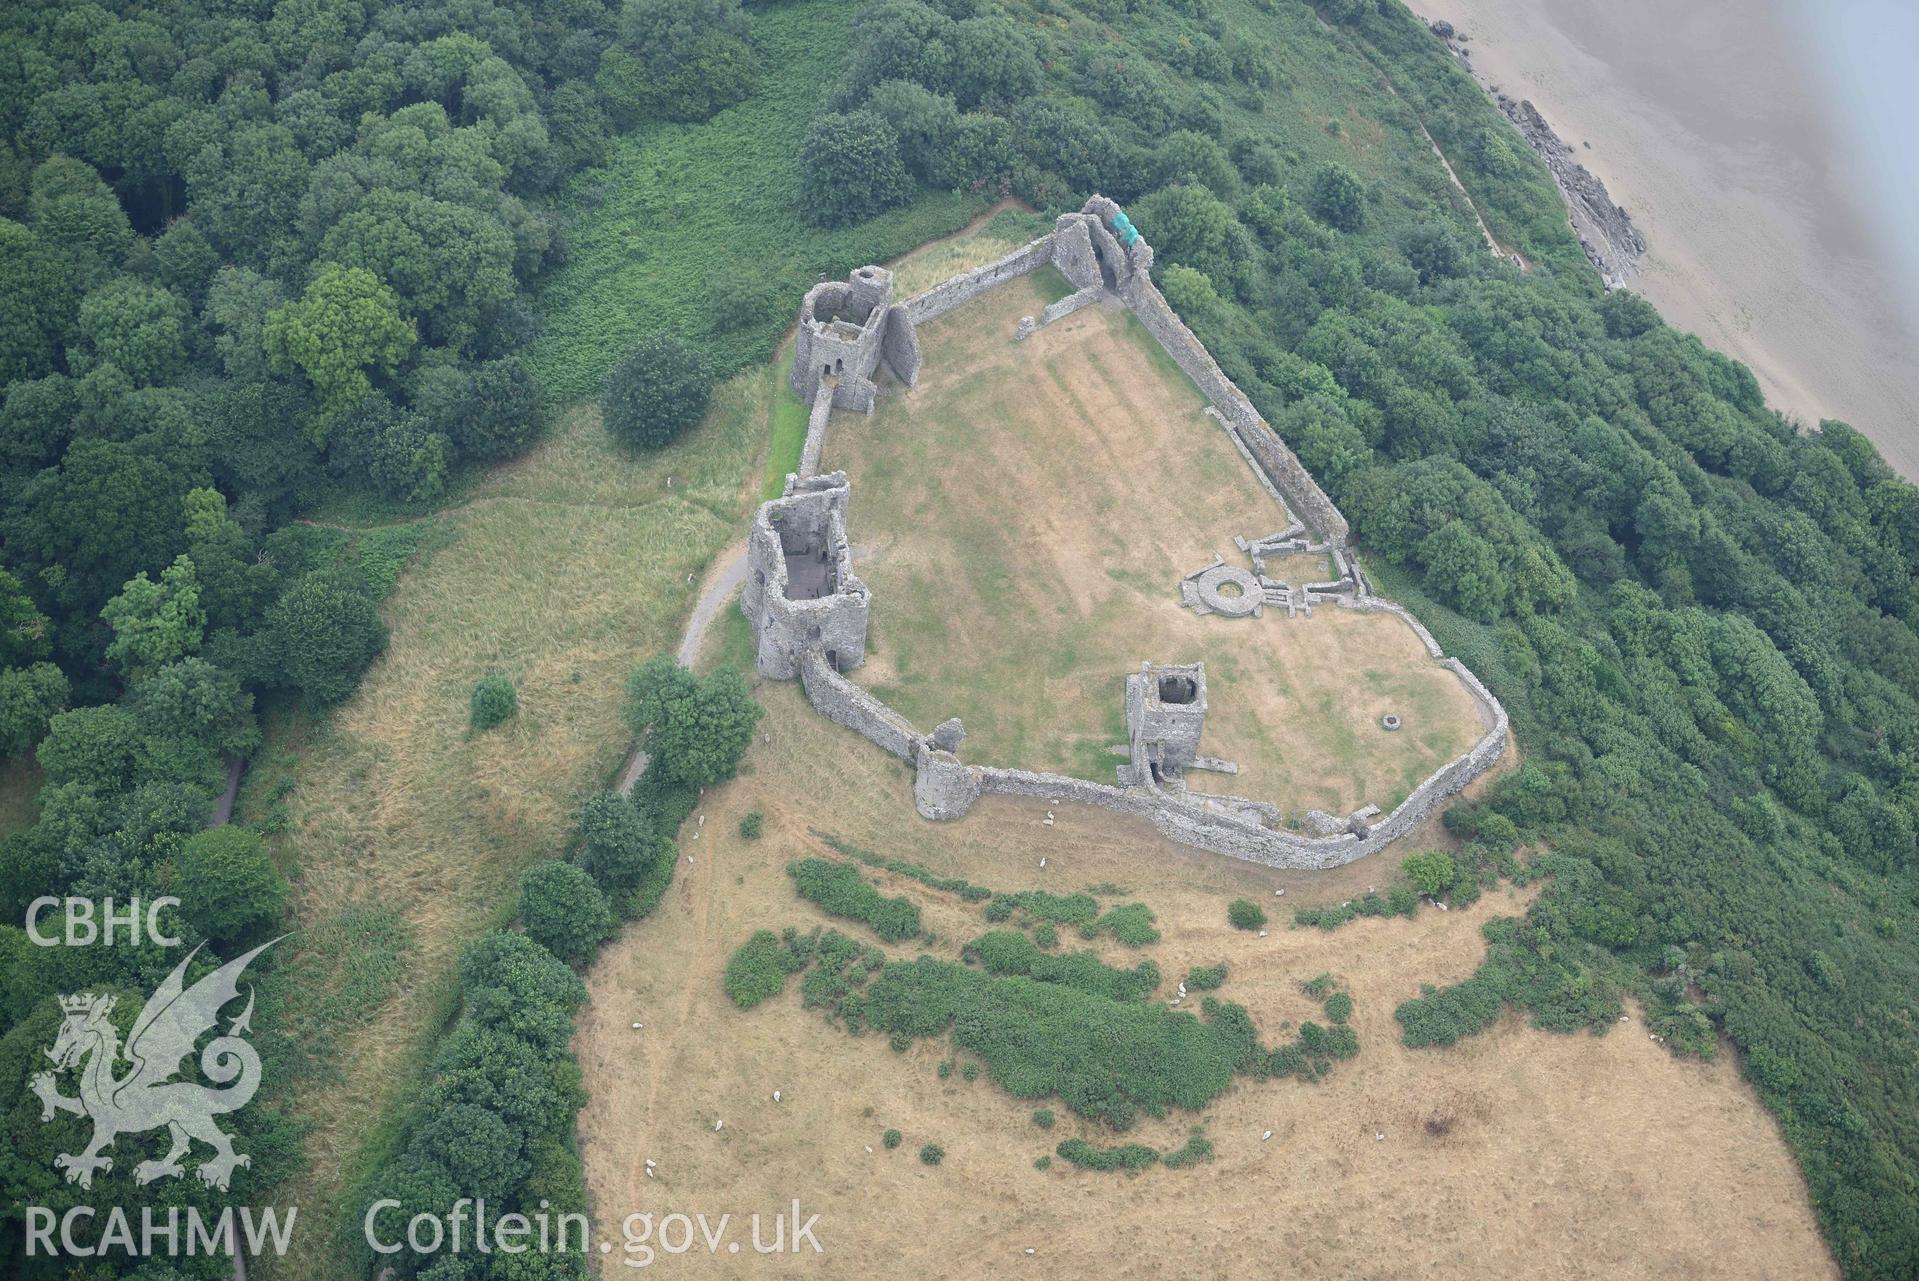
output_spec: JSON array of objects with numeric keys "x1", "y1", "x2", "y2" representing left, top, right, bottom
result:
[{"x1": 1413, "y1": 0, "x2": 1919, "y2": 479}]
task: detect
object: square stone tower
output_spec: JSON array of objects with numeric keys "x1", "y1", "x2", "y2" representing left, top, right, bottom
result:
[
  {"x1": 1122, "y1": 661, "x2": 1208, "y2": 785},
  {"x1": 791, "y1": 266, "x2": 920, "y2": 413}
]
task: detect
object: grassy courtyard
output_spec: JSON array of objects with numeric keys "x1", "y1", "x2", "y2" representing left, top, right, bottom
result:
[{"x1": 822, "y1": 270, "x2": 1483, "y2": 819}]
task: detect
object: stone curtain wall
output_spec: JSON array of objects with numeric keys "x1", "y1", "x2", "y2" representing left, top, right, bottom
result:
[
  {"x1": 1040, "y1": 286, "x2": 1102, "y2": 327},
  {"x1": 800, "y1": 649, "x2": 921, "y2": 760},
  {"x1": 1120, "y1": 275, "x2": 1351, "y2": 544},
  {"x1": 900, "y1": 236, "x2": 1056, "y2": 325},
  {"x1": 964, "y1": 693, "x2": 1506, "y2": 871},
  {"x1": 797, "y1": 382, "x2": 835, "y2": 479}
]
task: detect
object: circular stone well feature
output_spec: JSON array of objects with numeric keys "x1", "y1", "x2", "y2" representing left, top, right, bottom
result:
[
  {"x1": 1193, "y1": 564, "x2": 1262, "y2": 617},
  {"x1": 1381, "y1": 713, "x2": 1403, "y2": 731}
]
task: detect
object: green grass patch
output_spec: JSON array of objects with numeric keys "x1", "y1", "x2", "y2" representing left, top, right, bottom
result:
[
  {"x1": 788, "y1": 858, "x2": 922, "y2": 942},
  {"x1": 818, "y1": 832, "x2": 996, "y2": 902},
  {"x1": 968, "y1": 930, "x2": 1161, "y2": 1002},
  {"x1": 763, "y1": 351, "x2": 810, "y2": 499},
  {"x1": 705, "y1": 599, "x2": 757, "y2": 677},
  {"x1": 725, "y1": 927, "x2": 811, "y2": 1009},
  {"x1": 529, "y1": 0, "x2": 988, "y2": 402}
]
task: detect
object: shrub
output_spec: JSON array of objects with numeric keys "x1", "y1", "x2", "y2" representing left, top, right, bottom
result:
[
  {"x1": 788, "y1": 858, "x2": 921, "y2": 941},
  {"x1": 725, "y1": 929, "x2": 804, "y2": 1009},
  {"x1": 577, "y1": 791, "x2": 665, "y2": 897},
  {"x1": 626, "y1": 658, "x2": 762, "y2": 788},
  {"x1": 406, "y1": 1102, "x2": 525, "y2": 1200},
  {"x1": 1308, "y1": 162, "x2": 1366, "y2": 230},
  {"x1": 450, "y1": 357, "x2": 542, "y2": 461},
  {"x1": 882, "y1": 1128, "x2": 902, "y2": 1149},
  {"x1": 1032, "y1": 1108, "x2": 1055, "y2": 1130},
  {"x1": 1402, "y1": 223, "x2": 1466, "y2": 286},
  {"x1": 1324, "y1": 991, "x2": 1354, "y2": 1024},
  {"x1": 970, "y1": 930, "x2": 1159, "y2": 1002},
  {"x1": 458, "y1": 930, "x2": 588, "y2": 1054},
  {"x1": 1187, "y1": 964, "x2": 1227, "y2": 991},
  {"x1": 1295, "y1": 901, "x2": 1357, "y2": 930},
  {"x1": 857, "y1": 955, "x2": 1259, "y2": 1127},
  {"x1": 37, "y1": 705, "x2": 140, "y2": 789},
  {"x1": 919, "y1": 1143, "x2": 944, "y2": 1166},
  {"x1": 738, "y1": 810, "x2": 763, "y2": 840},
  {"x1": 1227, "y1": 899, "x2": 1267, "y2": 931},
  {"x1": 175, "y1": 827, "x2": 288, "y2": 945},
  {"x1": 469, "y1": 676, "x2": 518, "y2": 730},
  {"x1": 1161, "y1": 1129, "x2": 1215, "y2": 1169},
  {"x1": 518, "y1": 861, "x2": 613, "y2": 964},
  {"x1": 0, "y1": 662, "x2": 68, "y2": 755},
  {"x1": 1093, "y1": 902, "x2": 1160, "y2": 945},
  {"x1": 1402, "y1": 850, "x2": 1460, "y2": 897},
  {"x1": 1056, "y1": 1139, "x2": 1157, "y2": 1172},
  {"x1": 989, "y1": 890, "x2": 1098, "y2": 926},
  {"x1": 799, "y1": 110, "x2": 914, "y2": 228},
  {"x1": 1322, "y1": 0, "x2": 1376, "y2": 23},
  {"x1": 961, "y1": 1062, "x2": 979, "y2": 1081},
  {"x1": 821, "y1": 835, "x2": 993, "y2": 900},
  {"x1": 603, "y1": 335, "x2": 713, "y2": 451},
  {"x1": 1395, "y1": 975, "x2": 1504, "y2": 1048},
  {"x1": 268, "y1": 573, "x2": 387, "y2": 709},
  {"x1": 614, "y1": 0, "x2": 757, "y2": 124},
  {"x1": 1034, "y1": 1155, "x2": 1051, "y2": 1170}
]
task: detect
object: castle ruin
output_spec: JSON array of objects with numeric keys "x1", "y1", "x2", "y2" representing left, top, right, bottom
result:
[{"x1": 738, "y1": 197, "x2": 1508, "y2": 871}]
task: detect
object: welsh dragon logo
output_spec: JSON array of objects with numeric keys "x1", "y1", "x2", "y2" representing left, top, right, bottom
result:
[{"x1": 31, "y1": 939, "x2": 277, "y2": 1192}]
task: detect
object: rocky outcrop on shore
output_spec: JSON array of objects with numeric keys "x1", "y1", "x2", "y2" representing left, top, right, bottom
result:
[
  {"x1": 1428, "y1": 18, "x2": 1647, "y2": 286},
  {"x1": 1497, "y1": 96, "x2": 1647, "y2": 285}
]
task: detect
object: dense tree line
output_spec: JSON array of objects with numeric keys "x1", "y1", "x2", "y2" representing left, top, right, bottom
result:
[{"x1": 0, "y1": 1, "x2": 764, "y2": 1275}]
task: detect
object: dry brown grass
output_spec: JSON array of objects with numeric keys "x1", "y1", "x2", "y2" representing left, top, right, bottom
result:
[
  {"x1": 576, "y1": 679, "x2": 1836, "y2": 1280},
  {"x1": 248, "y1": 368, "x2": 771, "y2": 1279},
  {"x1": 886, "y1": 201, "x2": 1040, "y2": 297},
  {"x1": 822, "y1": 272, "x2": 1481, "y2": 815}
]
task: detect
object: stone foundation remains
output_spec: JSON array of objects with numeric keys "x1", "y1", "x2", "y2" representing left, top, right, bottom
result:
[{"x1": 740, "y1": 198, "x2": 1508, "y2": 870}]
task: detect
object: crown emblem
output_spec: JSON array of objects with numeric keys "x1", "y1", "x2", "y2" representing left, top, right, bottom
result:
[{"x1": 60, "y1": 993, "x2": 111, "y2": 1016}]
